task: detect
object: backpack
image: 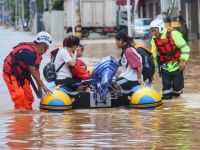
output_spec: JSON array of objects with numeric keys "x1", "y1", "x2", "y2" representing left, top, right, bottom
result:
[
  {"x1": 43, "y1": 47, "x2": 65, "y2": 82},
  {"x1": 134, "y1": 43, "x2": 155, "y2": 81},
  {"x1": 43, "y1": 62, "x2": 65, "y2": 82}
]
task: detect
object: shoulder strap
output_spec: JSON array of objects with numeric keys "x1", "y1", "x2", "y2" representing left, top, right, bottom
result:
[
  {"x1": 55, "y1": 62, "x2": 65, "y2": 72},
  {"x1": 123, "y1": 48, "x2": 129, "y2": 68}
]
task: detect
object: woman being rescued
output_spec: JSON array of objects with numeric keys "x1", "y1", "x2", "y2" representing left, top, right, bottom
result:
[
  {"x1": 54, "y1": 35, "x2": 84, "y2": 91},
  {"x1": 114, "y1": 31, "x2": 144, "y2": 94}
]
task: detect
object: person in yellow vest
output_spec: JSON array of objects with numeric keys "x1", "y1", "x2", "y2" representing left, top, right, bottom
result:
[{"x1": 150, "y1": 19, "x2": 190, "y2": 100}]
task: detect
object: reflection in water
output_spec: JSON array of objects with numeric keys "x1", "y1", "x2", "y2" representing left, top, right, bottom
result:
[
  {"x1": 1, "y1": 104, "x2": 199, "y2": 149},
  {"x1": 6, "y1": 114, "x2": 34, "y2": 149}
]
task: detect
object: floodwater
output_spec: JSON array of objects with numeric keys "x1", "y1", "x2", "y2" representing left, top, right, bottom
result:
[{"x1": 0, "y1": 26, "x2": 200, "y2": 149}]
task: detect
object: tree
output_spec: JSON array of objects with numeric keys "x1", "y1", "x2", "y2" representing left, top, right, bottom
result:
[{"x1": 52, "y1": 0, "x2": 63, "y2": 10}]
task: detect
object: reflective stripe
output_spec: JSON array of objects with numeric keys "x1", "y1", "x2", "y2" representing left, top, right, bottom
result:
[
  {"x1": 180, "y1": 43, "x2": 188, "y2": 49},
  {"x1": 161, "y1": 64, "x2": 168, "y2": 69},
  {"x1": 163, "y1": 89, "x2": 172, "y2": 94},
  {"x1": 117, "y1": 78, "x2": 127, "y2": 85},
  {"x1": 181, "y1": 52, "x2": 190, "y2": 55},
  {"x1": 173, "y1": 89, "x2": 183, "y2": 94},
  {"x1": 121, "y1": 90, "x2": 130, "y2": 94}
]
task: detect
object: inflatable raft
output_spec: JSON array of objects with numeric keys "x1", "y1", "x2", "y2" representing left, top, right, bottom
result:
[{"x1": 40, "y1": 56, "x2": 162, "y2": 112}]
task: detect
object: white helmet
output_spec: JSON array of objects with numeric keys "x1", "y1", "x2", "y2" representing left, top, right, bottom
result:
[
  {"x1": 34, "y1": 31, "x2": 52, "y2": 46},
  {"x1": 150, "y1": 19, "x2": 165, "y2": 33}
]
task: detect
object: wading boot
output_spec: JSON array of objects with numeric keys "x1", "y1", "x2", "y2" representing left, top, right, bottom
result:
[
  {"x1": 162, "y1": 94, "x2": 172, "y2": 100},
  {"x1": 172, "y1": 93, "x2": 181, "y2": 98}
]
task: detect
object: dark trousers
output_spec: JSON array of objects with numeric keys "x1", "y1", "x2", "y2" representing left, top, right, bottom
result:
[
  {"x1": 55, "y1": 78, "x2": 81, "y2": 91},
  {"x1": 161, "y1": 69, "x2": 184, "y2": 96},
  {"x1": 116, "y1": 77, "x2": 140, "y2": 95}
]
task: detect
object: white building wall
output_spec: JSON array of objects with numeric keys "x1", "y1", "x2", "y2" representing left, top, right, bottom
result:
[
  {"x1": 160, "y1": 0, "x2": 181, "y2": 15},
  {"x1": 198, "y1": 0, "x2": 200, "y2": 38},
  {"x1": 50, "y1": 11, "x2": 64, "y2": 39},
  {"x1": 145, "y1": 0, "x2": 160, "y2": 19},
  {"x1": 42, "y1": 11, "x2": 64, "y2": 39},
  {"x1": 43, "y1": 11, "x2": 50, "y2": 33},
  {"x1": 32, "y1": 15, "x2": 37, "y2": 34}
]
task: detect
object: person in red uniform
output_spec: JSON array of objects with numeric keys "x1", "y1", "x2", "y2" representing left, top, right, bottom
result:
[{"x1": 3, "y1": 31, "x2": 53, "y2": 112}]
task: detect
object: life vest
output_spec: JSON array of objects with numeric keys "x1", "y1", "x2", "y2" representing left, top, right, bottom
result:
[
  {"x1": 134, "y1": 43, "x2": 152, "y2": 55},
  {"x1": 3, "y1": 42, "x2": 42, "y2": 78},
  {"x1": 70, "y1": 59, "x2": 90, "y2": 80},
  {"x1": 154, "y1": 28, "x2": 181, "y2": 64}
]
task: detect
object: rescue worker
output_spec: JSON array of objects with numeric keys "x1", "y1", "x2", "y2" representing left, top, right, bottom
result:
[
  {"x1": 115, "y1": 31, "x2": 143, "y2": 94},
  {"x1": 3, "y1": 31, "x2": 53, "y2": 111},
  {"x1": 150, "y1": 19, "x2": 190, "y2": 100}
]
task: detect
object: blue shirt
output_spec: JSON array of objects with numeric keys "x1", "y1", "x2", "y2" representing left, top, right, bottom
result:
[{"x1": 15, "y1": 49, "x2": 36, "y2": 66}]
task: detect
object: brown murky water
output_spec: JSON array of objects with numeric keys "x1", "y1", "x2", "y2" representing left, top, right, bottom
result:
[{"x1": 0, "y1": 27, "x2": 200, "y2": 149}]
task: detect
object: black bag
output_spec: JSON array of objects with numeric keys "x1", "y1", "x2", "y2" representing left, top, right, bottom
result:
[
  {"x1": 43, "y1": 62, "x2": 65, "y2": 82},
  {"x1": 43, "y1": 62, "x2": 57, "y2": 82},
  {"x1": 43, "y1": 47, "x2": 66, "y2": 82}
]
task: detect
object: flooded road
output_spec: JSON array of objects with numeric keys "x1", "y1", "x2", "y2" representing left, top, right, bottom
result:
[{"x1": 0, "y1": 26, "x2": 200, "y2": 149}]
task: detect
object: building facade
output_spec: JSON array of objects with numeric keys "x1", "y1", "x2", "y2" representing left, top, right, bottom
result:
[{"x1": 144, "y1": 0, "x2": 200, "y2": 39}]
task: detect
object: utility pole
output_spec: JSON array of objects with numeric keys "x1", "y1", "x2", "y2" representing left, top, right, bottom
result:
[
  {"x1": 127, "y1": 0, "x2": 132, "y2": 37},
  {"x1": 15, "y1": 0, "x2": 18, "y2": 28},
  {"x1": 21, "y1": 0, "x2": 24, "y2": 27},
  {"x1": 43, "y1": 0, "x2": 47, "y2": 11},
  {"x1": 71, "y1": 0, "x2": 75, "y2": 36},
  {"x1": 29, "y1": 0, "x2": 37, "y2": 30},
  {"x1": 2, "y1": 0, "x2": 5, "y2": 25},
  {"x1": 75, "y1": 0, "x2": 82, "y2": 38},
  {"x1": 133, "y1": 0, "x2": 139, "y2": 19}
]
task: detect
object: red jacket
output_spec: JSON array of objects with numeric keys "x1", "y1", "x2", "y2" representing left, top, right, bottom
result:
[{"x1": 70, "y1": 59, "x2": 90, "y2": 80}]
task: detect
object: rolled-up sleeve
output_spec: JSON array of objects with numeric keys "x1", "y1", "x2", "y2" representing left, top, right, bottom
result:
[{"x1": 125, "y1": 48, "x2": 142, "y2": 69}]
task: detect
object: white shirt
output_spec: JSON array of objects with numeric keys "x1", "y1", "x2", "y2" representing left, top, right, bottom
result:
[{"x1": 54, "y1": 47, "x2": 73, "y2": 79}]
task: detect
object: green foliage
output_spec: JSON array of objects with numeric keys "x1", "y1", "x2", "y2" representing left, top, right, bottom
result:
[
  {"x1": 7, "y1": 0, "x2": 30, "y2": 21},
  {"x1": 24, "y1": 0, "x2": 30, "y2": 18},
  {"x1": 52, "y1": 0, "x2": 64, "y2": 10},
  {"x1": 36, "y1": 0, "x2": 44, "y2": 13},
  {"x1": 4, "y1": 0, "x2": 64, "y2": 23}
]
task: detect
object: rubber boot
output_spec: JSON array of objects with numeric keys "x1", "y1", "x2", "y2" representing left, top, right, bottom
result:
[
  {"x1": 172, "y1": 93, "x2": 181, "y2": 97},
  {"x1": 162, "y1": 93, "x2": 172, "y2": 100}
]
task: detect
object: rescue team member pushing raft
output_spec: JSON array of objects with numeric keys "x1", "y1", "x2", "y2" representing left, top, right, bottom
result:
[
  {"x1": 150, "y1": 19, "x2": 190, "y2": 100},
  {"x1": 3, "y1": 31, "x2": 53, "y2": 112}
]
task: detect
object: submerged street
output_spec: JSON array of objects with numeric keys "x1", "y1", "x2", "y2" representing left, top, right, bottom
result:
[{"x1": 0, "y1": 26, "x2": 200, "y2": 149}]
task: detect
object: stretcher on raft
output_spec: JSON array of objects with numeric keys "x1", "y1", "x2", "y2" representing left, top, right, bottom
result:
[{"x1": 40, "y1": 56, "x2": 162, "y2": 112}]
